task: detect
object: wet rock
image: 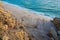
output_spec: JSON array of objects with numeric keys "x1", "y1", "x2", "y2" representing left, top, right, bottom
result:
[
  {"x1": 53, "y1": 18, "x2": 60, "y2": 30},
  {"x1": 58, "y1": 31, "x2": 60, "y2": 35},
  {"x1": 57, "y1": 31, "x2": 60, "y2": 40}
]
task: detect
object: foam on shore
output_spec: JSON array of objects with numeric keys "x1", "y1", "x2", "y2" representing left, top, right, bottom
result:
[{"x1": 2, "y1": 1, "x2": 53, "y2": 20}]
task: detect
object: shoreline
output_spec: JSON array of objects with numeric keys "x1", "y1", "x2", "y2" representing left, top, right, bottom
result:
[{"x1": 2, "y1": 1, "x2": 53, "y2": 20}]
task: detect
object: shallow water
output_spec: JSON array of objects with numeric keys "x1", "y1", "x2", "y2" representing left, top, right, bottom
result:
[{"x1": 2, "y1": 0, "x2": 60, "y2": 18}]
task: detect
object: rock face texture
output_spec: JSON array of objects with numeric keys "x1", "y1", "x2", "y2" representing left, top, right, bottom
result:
[
  {"x1": 0, "y1": 2, "x2": 59, "y2": 40},
  {"x1": 53, "y1": 18, "x2": 60, "y2": 40},
  {"x1": 53, "y1": 18, "x2": 60, "y2": 30},
  {"x1": 0, "y1": 7, "x2": 30, "y2": 40}
]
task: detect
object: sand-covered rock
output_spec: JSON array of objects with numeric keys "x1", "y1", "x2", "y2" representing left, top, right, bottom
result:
[
  {"x1": 0, "y1": 7, "x2": 16, "y2": 29},
  {"x1": 0, "y1": 7, "x2": 31, "y2": 40}
]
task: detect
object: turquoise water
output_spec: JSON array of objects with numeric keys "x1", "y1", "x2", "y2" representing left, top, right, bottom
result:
[{"x1": 2, "y1": 0, "x2": 60, "y2": 18}]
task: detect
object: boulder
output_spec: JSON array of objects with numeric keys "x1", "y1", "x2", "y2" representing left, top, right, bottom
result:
[{"x1": 53, "y1": 18, "x2": 60, "y2": 30}]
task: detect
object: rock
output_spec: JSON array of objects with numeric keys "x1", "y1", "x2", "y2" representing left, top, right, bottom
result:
[
  {"x1": 15, "y1": 30, "x2": 29, "y2": 40},
  {"x1": 0, "y1": 2, "x2": 59, "y2": 40},
  {"x1": 53, "y1": 18, "x2": 60, "y2": 30},
  {"x1": 57, "y1": 31, "x2": 60, "y2": 35},
  {"x1": 3, "y1": 35, "x2": 9, "y2": 40},
  {"x1": 0, "y1": 7, "x2": 31, "y2": 40},
  {"x1": 0, "y1": 7, "x2": 17, "y2": 29},
  {"x1": 57, "y1": 31, "x2": 60, "y2": 40}
]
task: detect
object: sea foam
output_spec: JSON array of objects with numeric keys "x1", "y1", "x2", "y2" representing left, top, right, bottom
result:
[{"x1": 2, "y1": 1, "x2": 53, "y2": 20}]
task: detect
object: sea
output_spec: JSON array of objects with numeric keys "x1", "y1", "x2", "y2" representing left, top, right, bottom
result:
[{"x1": 2, "y1": 0, "x2": 60, "y2": 18}]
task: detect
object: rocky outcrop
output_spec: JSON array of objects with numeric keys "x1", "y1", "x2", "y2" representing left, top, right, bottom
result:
[
  {"x1": 53, "y1": 18, "x2": 60, "y2": 30},
  {"x1": 0, "y1": 2, "x2": 59, "y2": 40},
  {"x1": 52, "y1": 18, "x2": 60, "y2": 40}
]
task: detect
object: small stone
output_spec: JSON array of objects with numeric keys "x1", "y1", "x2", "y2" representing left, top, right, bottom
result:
[{"x1": 3, "y1": 25, "x2": 8, "y2": 30}]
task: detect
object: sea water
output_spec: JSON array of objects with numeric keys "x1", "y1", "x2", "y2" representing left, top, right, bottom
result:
[{"x1": 2, "y1": 0, "x2": 60, "y2": 18}]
